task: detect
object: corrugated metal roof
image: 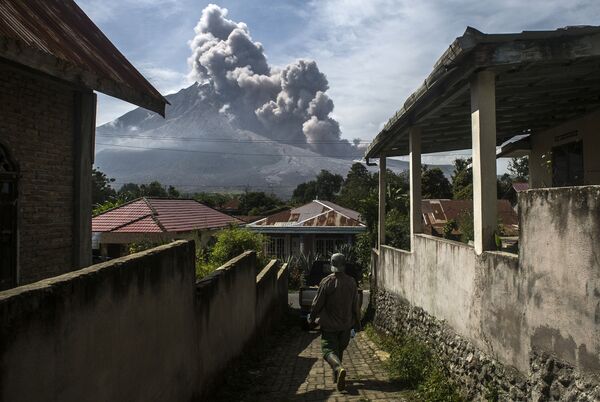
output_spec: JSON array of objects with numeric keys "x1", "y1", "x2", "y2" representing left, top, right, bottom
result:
[
  {"x1": 421, "y1": 199, "x2": 519, "y2": 235},
  {"x1": 512, "y1": 182, "x2": 529, "y2": 192},
  {"x1": 365, "y1": 25, "x2": 600, "y2": 158},
  {"x1": 249, "y1": 200, "x2": 365, "y2": 228},
  {"x1": 92, "y1": 198, "x2": 241, "y2": 233},
  {"x1": 0, "y1": 0, "x2": 167, "y2": 115}
]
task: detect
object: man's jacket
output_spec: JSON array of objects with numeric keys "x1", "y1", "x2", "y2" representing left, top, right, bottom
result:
[{"x1": 310, "y1": 272, "x2": 361, "y2": 332}]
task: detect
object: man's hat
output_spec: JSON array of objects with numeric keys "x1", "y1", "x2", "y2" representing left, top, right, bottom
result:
[{"x1": 330, "y1": 253, "x2": 346, "y2": 273}]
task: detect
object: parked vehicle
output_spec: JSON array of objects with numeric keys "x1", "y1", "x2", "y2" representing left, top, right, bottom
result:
[{"x1": 299, "y1": 260, "x2": 363, "y2": 330}]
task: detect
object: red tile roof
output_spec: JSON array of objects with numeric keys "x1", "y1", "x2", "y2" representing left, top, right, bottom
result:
[{"x1": 92, "y1": 198, "x2": 241, "y2": 233}]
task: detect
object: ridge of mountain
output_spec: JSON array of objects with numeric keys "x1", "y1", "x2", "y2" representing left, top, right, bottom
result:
[{"x1": 95, "y1": 84, "x2": 452, "y2": 198}]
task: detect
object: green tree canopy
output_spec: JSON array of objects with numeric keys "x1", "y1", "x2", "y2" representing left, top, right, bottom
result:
[
  {"x1": 239, "y1": 191, "x2": 282, "y2": 215},
  {"x1": 421, "y1": 166, "x2": 452, "y2": 199},
  {"x1": 451, "y1": 158, "x2": 473, "y2": 200},
  {"x1": 508, "y1": 156, "x2": 529, "y2": 182},
  {"x1": 291, "y1": 169, "x2": 343, "y2": 204},
  {"x1": 91, "y1": 168, "x2": 116, "y2": 206}
]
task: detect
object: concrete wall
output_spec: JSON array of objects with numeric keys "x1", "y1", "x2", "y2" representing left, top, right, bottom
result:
[
  {"x1": 0, "y1": 59, "x2": 94, "y2": 285},
  {"x1": 530, "y1": 108, "x2": 600, "y2": 188},
  {"x1": 0, "y1": 241, "x2": 198, "y2": 402},
  {"x1": 375, "y1": 185, "x2": 600, "y2": 399},
  {"x1": 0, "y1": 241, "x2": 289, "y2": 401}
]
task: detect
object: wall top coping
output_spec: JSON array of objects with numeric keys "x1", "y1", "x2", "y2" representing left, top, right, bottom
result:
[
  {"x1": 277, "y1": 263, "x2": 288, "y2": 280},
  {"x1": 0, "y1": 240, "x2": 192, "y2": 303},
  {"x1": 257, "y1": 259, "x2": 279, "y2": 283}
]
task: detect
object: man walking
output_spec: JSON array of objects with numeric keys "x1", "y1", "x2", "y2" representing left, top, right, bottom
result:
[{"x1": 307, "y1": 253, "x2": 361, "y2": 391}]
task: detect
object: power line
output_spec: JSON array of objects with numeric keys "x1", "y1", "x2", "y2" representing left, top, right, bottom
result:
[
  {"x1": 96, "y1": 134, "x2": 373, "y2": 144},
  {"x1": 96, "y1": 142, "x2": 471, "y2": 158}
]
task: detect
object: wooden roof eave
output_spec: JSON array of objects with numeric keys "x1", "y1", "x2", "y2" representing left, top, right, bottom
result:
[
  {"x1": 0, "y1": 36, "x2": 167, "y2": 116},
  {"x1": 365, "y1": 27, "x2": 600, "y2": 159}
]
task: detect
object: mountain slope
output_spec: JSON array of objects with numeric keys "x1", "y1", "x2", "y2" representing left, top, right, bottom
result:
[{"x1": 95, "y1": 84, "x2": 450, "y2": 197}]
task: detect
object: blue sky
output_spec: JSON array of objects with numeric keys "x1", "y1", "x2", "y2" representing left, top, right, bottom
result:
[{"x1": 77, "y1": 0, "x2": 600, "y2": 163}]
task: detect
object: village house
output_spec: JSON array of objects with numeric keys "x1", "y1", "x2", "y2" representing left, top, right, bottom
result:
[
  {"x1": 421, "y1": 198, "x2": 519, "y2": 238},
  {"x1": 366, "y1": 26, "x2": 600, "y2": 399},
  {"x1": 247, "y1": 200, "x2": 366, "y2": 259},
  {"x1": 0, "y1": 0, "x2": 167, "y2": 290},
  {"x1": 92, "y1": 197, "x2": 241, "y2": 258}
]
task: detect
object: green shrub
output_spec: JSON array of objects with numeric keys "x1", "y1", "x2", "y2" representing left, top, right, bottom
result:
[
  {"x1": 386, "y1": 336, "x2": 432, "y2": 387},
  {"x1": 196, "y1": 226, "x2": 266, "y2": 279},
  {"x1": 417, "y1": 366, "x2": 464, "y2": 402},
  {"x1": 209, "y1": 226, "x2": 266, "y2": 266},
  {"x1": 365, "y1": 324, "x2": 465, "y2": 400}
]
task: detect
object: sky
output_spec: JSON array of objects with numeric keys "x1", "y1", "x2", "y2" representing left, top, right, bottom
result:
[{"x1": 76, "y1": 0, "x2": 600, "y2": 165}]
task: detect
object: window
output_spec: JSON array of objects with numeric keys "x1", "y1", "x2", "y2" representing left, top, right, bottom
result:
[
  {"x1": 552, "y1": 141, "x2": 584, "y2": 187},
  {"x1": 315, "y1": 238, "x2": 344, "y2": 257},
  {"x1": 0, "y1": 144, "x2": 17, "y2": 290},
  {"x1": 265, "y1": 237, "x2": 285, "y2": 260}
]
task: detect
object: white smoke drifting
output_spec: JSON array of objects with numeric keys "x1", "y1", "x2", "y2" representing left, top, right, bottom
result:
[{"x1": 188, "y1": 4, "x2": 356, "y2": 156}]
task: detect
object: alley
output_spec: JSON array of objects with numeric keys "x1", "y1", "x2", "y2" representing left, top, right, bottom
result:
[{"x1": 211, "y1": 313, "x2": 408, "y2": 402}]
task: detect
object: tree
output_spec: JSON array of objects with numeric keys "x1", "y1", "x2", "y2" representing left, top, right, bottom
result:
[
  {"x1": 508, "y1": 156, "x2": 529, "y2": 182},
  {"x1": 337, "y1": 163, "x2": 375, "y2": 211},
  {"x1": 421, "y1": 166, "x2": 452, "y2": 199},
  {"x1": 291, "y1": 170, "x2": 343, "y2": 204},
  {"x1": 118, "y1": 183, "x2": 142, "y2": 200},
  {"x1": 497, "y1": 173, "x2": 513, "y2": 199},
  {"x1": 139, "y1": 181, "x2": 169, "y2": 197},
  {"x1": 451, "y1": 158, "x2": 473, "y2": 200},
  {"x1": 239, "y1": 191, "x2": 282, "y2": 215},
  {"x1": 91, "y1": 168, "x2": 116, "y2": 206}
]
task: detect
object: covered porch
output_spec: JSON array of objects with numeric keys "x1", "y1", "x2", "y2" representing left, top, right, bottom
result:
[
  {"x1": 366, "y1": 26, "x2": 600, "y2": 254},
  {"x1": 365, "y1": 26, "x2": 600, "y2": 397}
]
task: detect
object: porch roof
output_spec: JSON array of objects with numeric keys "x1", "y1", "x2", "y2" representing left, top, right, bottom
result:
[{"x1": 365, "y1": 26, "x2": 600, "y2": 158}]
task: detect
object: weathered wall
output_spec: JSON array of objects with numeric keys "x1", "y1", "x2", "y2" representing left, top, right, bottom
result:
[
  {"x1": 0, "y1": 242, "x2": 289, "y2": 401},
  {"x1": 519, "y1": 186, "x2": 600, "y2": 373},
  {"x1": 0, "y1": 60, "x2": 94, "y2": 284},
  {"x1": 374, "y1": 186, "x2": 600, "y2": 400},
  {"x1": 0, "y1": 241, "x2": 198, "y2": 402},
  {"x1": 529, "y1": 108, "x2": 600, "y2": 188}
]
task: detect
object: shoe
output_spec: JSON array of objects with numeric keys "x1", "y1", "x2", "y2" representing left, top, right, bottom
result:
[{"x1": 336, "y1": 367, "x2": 347, "y2": 391}]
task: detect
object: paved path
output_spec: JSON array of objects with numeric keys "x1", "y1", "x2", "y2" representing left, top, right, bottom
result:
[{"x1": 212, "y1": 315, "x2": 408, "y2": 402}]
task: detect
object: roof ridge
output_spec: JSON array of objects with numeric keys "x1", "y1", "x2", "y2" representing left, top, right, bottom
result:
[
  {"x1": 314, "y1": 200, "x2": 362, "y2": 225},
  {"x1": 143, "y1": 198, "x2": 168, "y2": 232},
  {"x1": 108, "y1": 213, "x2": 154, "y2": 232}
]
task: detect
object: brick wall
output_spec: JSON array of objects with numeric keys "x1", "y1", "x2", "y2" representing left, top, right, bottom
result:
[{"x1": 0, "y1": 61, "x2": 75, "y2": 283}]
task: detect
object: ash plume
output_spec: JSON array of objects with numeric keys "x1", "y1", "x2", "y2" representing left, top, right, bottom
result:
[{"x1": 188, "y1": 4, "x2": 356, "y2": 156}]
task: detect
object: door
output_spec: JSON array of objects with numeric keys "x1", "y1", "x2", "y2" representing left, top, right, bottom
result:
[
  {"x1": 552, "y1": 141, "x2": 583, "y2": 187},
  {"x1": 0, "y1": 144, "x2": 17, "y2": 290}
]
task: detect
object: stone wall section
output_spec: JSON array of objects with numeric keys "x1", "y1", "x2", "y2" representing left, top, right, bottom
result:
[
  {"x1": 374, "y1": 289, "x2": 600, "y2": 401},
  {"x1": 0, "y1": 61, "x2": 75, "y2": 283}
]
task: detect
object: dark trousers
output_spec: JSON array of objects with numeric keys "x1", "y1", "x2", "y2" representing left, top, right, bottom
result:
[{"x1": 321, "y1": 329, "x2": 351, "y2": 361}]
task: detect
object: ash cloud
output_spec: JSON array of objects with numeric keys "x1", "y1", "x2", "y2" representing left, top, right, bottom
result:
[{"x1": 188, "y1": 4, "x2": 356, "y2": 156}]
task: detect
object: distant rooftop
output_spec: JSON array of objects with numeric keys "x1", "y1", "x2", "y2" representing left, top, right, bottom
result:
[
  {"x1": 248, "y1": 200, "x2": 366, "y2": 234},
  {"x1": 0, "y1": 0, "x2": 167, "y2": 115},
  {"x1": 93, "y1": 198, "x2": 241, "y2": 234}
]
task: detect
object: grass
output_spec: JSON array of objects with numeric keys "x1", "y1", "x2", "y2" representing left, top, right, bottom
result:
[{"x1": 365, "y1": 324, "x2": 465, "y2": 402}]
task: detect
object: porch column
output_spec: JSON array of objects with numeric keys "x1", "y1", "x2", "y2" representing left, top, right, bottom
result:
[
  {"x1": 470, "y1": 70, "x2": 497, "y2": 254},
  {"x1": 378, "y1": 156, "x2": 386, "y2": 249},
  {"x1": 409, "y1": 127, "x2": 422, "y2": 250}
]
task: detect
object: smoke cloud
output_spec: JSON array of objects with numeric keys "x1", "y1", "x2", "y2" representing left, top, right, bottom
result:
[{"x1": 188, "y1": 4, "x2": 356, "y2": 156}]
